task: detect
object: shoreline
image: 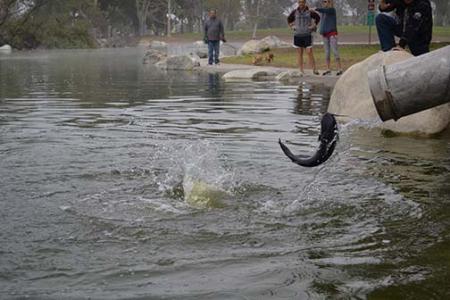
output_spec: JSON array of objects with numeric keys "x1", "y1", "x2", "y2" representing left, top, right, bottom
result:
[{"x1": 195, "y1": 58, "x2": 340, "y2": 88}]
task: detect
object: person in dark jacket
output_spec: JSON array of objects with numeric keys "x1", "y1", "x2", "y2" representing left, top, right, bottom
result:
[
  {"x1": 204, "y1": 9, "x2": 225, "y2": 65},
  {"x1": 313, "y1": 0, "x2": 343, "y2": 75},
  {"x1": 287, "y1": 0, "x2": 320, "y2": 75},
  {"x1": 375, "y1": 0, "x2": 433, "y2": 56}
]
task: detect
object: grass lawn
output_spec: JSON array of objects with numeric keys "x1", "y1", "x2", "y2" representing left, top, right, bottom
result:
[
  {"x1": 159, "y1": 25, "x2": 450, "y2": 42},
  {"x1": 432, "y1": 26, "x2": 450, "y2": 36},
  {"x1": 221, "y1": 42, "x2": 450, "y2": 71}
]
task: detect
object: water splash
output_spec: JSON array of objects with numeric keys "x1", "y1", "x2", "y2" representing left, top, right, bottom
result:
[
  {"x1": 154, "y1": 139, "x2": 236, "y2": 208},
  {"x1": 340, "y1": 117, "x2": 383, "y2": 129}
]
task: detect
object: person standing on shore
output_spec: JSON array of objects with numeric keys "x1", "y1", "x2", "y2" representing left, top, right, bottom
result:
[
  {"x1": 287, "y1": 0, "x2": 320, "y2": 75},
  {"x1": 375, "y1": 0, "x2": 432, "y2": 56},
  {"x1": 204, "y1": 9, "x2": 226, "y2": 66},
  {"x1": 313, "y1": 0, "x2": 343, "y2": 76}
]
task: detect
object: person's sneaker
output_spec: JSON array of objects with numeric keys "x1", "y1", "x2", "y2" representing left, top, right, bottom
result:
[
  {"x1": 313, "y1": 70, "x2": 319, "y2": 75},
  {"x1": 336, "y1": 70, "x2": 343, "y2": 76},
  {"x1": 322, "y1": 70, "x2": 331, "y2": 76}
]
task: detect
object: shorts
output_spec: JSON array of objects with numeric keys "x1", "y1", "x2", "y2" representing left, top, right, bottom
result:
[{"x1": 293, "y1": 35, "x2": 312, "y2": 48}]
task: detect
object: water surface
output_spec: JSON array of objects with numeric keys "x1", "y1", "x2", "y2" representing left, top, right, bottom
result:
[{"x1": 1, "y1": 48, "x2": 450, "y2": 299}]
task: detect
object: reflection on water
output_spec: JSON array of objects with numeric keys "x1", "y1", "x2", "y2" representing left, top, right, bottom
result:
[
  {"x1": 295, "y1": 82, "x2": 331, "y2": 116},
  {"x1": 1, "y1": 48, "x2": 450, "y2": 299}
]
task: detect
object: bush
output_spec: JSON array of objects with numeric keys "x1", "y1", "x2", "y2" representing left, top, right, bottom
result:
[
  {"x1": 2, "y1": 17, "x2": 96, "y2": 49},
  {"x1": 37, "y1": 19, "x2": 96, "y2": 49}
]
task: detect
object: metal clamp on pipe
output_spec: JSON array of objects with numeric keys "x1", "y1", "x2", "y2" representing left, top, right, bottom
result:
[
  {"x1": 368, "y1": 65, "x2": 398, "y2": 121},
  {"x1": 368, "y1": 46, "x2": 450, "y2": 122}
]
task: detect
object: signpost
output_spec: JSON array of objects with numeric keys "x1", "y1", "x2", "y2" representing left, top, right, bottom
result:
[{"x1": 368, "y1": 0, "x2": 376, "y2": 44}]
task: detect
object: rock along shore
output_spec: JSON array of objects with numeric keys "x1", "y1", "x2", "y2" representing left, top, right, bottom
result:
[
  {"x1": 142, "y1": 36, "x2": 340, "y2": 88},
  {"x1": 195, "y1": 59, "x2": 339, "y2": 88}
]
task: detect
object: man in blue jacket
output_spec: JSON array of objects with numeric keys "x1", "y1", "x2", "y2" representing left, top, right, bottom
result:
[
  {"x1": 375, "y1": 0, "x2": 433, "y2": 56},
  {"x1": 204, "y1": 9, "x2": 226, "y2": 65}
]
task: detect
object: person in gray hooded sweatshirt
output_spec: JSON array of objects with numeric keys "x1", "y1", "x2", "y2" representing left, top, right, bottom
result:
[
  {"x1": 204, "y1": 9, "x2": 226, "y2": 65},
  {"x1": 287, "y1": 0, "x2": 320, "y2": 75}
]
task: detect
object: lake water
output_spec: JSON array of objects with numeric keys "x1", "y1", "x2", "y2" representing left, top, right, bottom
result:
[{"x1": 1, "y1": 48, "x2": 450, "y2": 299}]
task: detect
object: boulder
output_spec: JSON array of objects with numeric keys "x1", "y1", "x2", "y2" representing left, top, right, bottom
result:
[
  {"x1": 155, "y1": 59, "x2": 168, "y2": 69},
  {"x1": 220, "y1": 43, "x2": 237, "y2": 57},
  {"x1": 236, "y1": 36, "x2": 290, "y2": 56},
  {"x1": 260, "y1": 35, "x2": 291, "y2": 49},
  {"x1": 0, "y1": 44, "x2": 12, "y2": 53},
  {"x1": 149, "y1": 40, "x2": 168, "y2": 52},
  {"x1": 237, "y1": 39, "x2": 270, "y2": 55},
  {"x1": 192, "y1": 41, "x2": 236, "y2": 58},
  {"x1": 188, "y1": 53, "x2": 201, "y2": 66},
  {"x1": 143, "y1": 48, "x2": 167, "y2": 64},
  {"x1": 328, "y1": 50, "x2": 450, "y2": 135},
  {"x1": 96, "y1": 35, "x2": 130, "y2": 48},
  {"x1": 96, "y1": 38, "x2": 108, "y2": 48},
  {"x1": 223, "y1": 69, "x2": 280, "y2": 81},
  {"x1": 276, "y1": 70, "x2": 303, "y2": 82},
  {"x1": 156, "y1": 54, "x2": 200, "y2": 70},
  {"x1": 192, "y1": 40, "x2": 208, "y2": 58}
]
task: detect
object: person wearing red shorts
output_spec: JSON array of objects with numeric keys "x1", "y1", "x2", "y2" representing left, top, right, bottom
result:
[{"x1": 313, "y1": 0, "x2": 343, "y2": 75}]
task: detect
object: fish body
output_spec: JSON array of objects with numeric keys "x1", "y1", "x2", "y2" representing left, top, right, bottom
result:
[{"x1": 279, "y1": 113, "x2": 338, "y2": 167}]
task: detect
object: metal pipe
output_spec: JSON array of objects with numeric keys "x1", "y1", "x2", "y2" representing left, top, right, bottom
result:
[{"x1": 368, "y1": 46, "x2": 450, "y2": 121}]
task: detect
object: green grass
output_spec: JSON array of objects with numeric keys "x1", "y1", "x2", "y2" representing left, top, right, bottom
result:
[
  {"x1": 183, "y1": 26, "x2": 368, "y2": 40},
  {"x1": 222, "y1": 42, "x2": 450, "y2": 71},
  {"x1": 162, "y1": 25, "x2": 450, "y2": 42},
  {"x1": 433, "y1": 26, "x2": 450, "y2": 36},
  {"x1": 222, "y1": 44, "x2": 380, "y2": 70},
  {"x1": 248, "y1": 25, "x2": 450, "y2": 36}
]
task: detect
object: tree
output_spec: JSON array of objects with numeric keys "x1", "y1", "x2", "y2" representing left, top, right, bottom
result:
[
  {"x1": 135, "y1": 0, "x2": 151, "y2": 36},
  {"x1": 0, "y1": 0, "x2": 49, "y2": 48},
  {"x1": 0, "y1": 0, "x2": 102, "y2": 49},
  {"x1": 251, "y1": 0, "x2": 260, "y2": 39},
  {"x1": 98, "y1": 0, "x2": 138, "y2": 36},
  {"x1": 342, "y1": 0, "x2": 367, "y2": 24},
  {"x1": 0, "y1": 0, "x2": 15, "y2": 27},
  {"x1": 432, "y1": 0, "x2": 449, "y2": 26},
  {"x1": 202, "y1": 0, "x2": 241, "y2": 31},
  {"x1": 135, "y1": 0, "x2": 167, "y2": 36},
  {"x1": 242, "y1": 0, "x2": 293, "y2": 37}
]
